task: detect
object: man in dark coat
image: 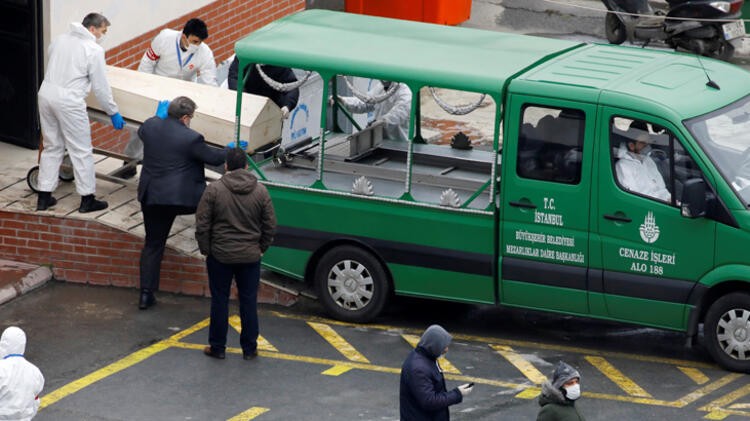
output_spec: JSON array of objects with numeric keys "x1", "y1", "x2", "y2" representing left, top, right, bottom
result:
[
  {"x1": 537, "y1": 361, "x2": 585, "y2": 421},
  {"x1": 400, "y1": 324, "x2": 473, "y2": 420},
  {"x1": 227, "y1": 56, "x2": 299, "y2": 119},
  {"x1": 136, "y1": 96, "x2": 226, "y2": 309},
  {"x1": 195, "y1": 147, "x2": 276, "y2": 360}
]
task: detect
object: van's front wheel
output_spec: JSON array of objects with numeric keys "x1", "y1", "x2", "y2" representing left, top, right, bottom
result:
[
  {"x1": 315, "y1": 245, "x2": 389, "y2": 323},
  {"x1": 705, "y1": 292, "x2": 750, "y2": 373}
]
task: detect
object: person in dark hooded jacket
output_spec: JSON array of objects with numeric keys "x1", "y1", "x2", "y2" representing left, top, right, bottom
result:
[
  {"x1": 400, "y1": 324, "x2": 473, "y2": 420},
  {"x1": 195, "y1": 147, "x2": 276, "y2": 360},
  {"x1": 537, "y1": 361, "x2": 585, "y2": 421}
]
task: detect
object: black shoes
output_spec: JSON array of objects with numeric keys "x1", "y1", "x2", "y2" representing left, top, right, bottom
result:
[
  {"x1": 204, "y1": 346, "x2": 226, "y2": 359},
  {"x1": 120, "y1": 162, "x2": 137, "y2": 180},
  {"x1": 36, "y1": 192, "x2": 58, "y2": 211},
  {"x1": 243, "y1": 350, "x2": 258, "y2": 360},
  {"x1": 138, "y1": 289, "x2": 156, "y2": 310},
  {"x1": 79, "y1": 194, "x2": 108, "y2": 213}
]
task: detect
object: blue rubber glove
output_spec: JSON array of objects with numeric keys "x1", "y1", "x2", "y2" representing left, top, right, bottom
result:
[
  {"x1": 110, "y1": 112, "x2": 124, "y2": 130},
  {"x1": 155, "y1": 100, "x2": 169, "y2": 119}
]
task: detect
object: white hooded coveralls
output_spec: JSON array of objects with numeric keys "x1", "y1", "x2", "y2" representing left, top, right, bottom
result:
[
  {"x1": 137, "y1": 29, "x2": 218, "y2": 86},
  {"x1": 615, "y1": 148, "x2": 672, "y2": 202},
  {"x1": 339, "y1": 80, "x2": 412, "y2": 142},
  {"x1": 0, "y1": 327, "x2": 44, "y2": 421},
  {"x1": 37, "y1": 22, "x2": 119, "y2": 196}
]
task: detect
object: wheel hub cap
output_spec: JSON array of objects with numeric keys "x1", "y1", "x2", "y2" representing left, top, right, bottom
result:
[
  {"x1": 327, "y1": 259, "x2": 374, "y2": 310},
  {"x1": 717, "y1": 308, "x2": 750, "y2": 360}
]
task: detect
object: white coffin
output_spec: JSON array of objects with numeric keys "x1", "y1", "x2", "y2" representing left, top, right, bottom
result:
[{"x1": 86, "y1": 65, "x2": 282, "y2": 150}]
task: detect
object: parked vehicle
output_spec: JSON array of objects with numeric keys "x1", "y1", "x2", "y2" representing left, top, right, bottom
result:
[
  {"x1": 601, "y1": 0, "x2": 745, "y2": 60},
  {"x1": 234, "y1": 9, "x2": 750, "y2": 372}
]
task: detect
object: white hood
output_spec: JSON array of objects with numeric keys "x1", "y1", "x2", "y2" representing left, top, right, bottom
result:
[{"x1": 0, "y1": 326, "x2": 26, "y2": 357}]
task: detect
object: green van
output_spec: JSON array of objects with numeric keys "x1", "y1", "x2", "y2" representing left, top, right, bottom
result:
[{"x1": 233, "y1": 9, "x2": 750, "y2": 372}]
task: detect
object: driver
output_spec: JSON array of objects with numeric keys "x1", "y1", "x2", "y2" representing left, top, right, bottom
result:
[{"x1": 616, "y1": 126, "x2": 672, "y2": 202}]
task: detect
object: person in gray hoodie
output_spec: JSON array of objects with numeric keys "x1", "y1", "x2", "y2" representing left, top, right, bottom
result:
[
  {"x1": 195, "y1": 147, "x2": 276, "y2": 360},
  {"x1": 537, "y1": 361, "x2": 585, "y2": 421},
  {"x1": 399, "y1": 324, "x2": 473, "y2": 420}
]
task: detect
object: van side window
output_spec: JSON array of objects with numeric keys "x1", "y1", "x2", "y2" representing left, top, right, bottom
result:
[
  {"x1": 517, "y1": 106, "x2": 585, "y2": 184},
  {"x1": 609, "y1": 117, "x2": 702, "y2": 205}
]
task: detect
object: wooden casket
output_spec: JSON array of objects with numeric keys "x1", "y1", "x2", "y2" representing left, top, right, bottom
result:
[{"x1": 86, "y1": 65, "x2": 282, "y2": 150}]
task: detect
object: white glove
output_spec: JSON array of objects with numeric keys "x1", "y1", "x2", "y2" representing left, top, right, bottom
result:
[
  {"x1": 457, "y1": 383, "x2": 473, "y2": 396},
  {"x1": 281, "y1": 106, "x2": 290, "y2": 119},
  {"x1": 327, "y1": 96, "x2": 336, "y2": 107}
]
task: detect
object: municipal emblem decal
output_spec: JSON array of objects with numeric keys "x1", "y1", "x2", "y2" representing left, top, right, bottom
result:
[{"x1": 639, "y1": 211, "x2": 660, "y2": 244}]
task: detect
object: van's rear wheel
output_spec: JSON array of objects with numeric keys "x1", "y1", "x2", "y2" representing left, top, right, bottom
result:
[
  {"x1": 705, "y1": 292, "x2": 750, "y2": 373},
  {"x1": 315, "y1": 245, "x2": 389, "y2": 323},
  {"x1": 605, "y1": 13, "x2": 626, "y2": 45}
]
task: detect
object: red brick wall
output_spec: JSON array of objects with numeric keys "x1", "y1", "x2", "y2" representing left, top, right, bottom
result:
[
  {"x1": 0, "y1": 211, "x2": 295, "y2": 304},
  {"x1": 92, "y1": 0, "x2": 306, "y2": 153}
]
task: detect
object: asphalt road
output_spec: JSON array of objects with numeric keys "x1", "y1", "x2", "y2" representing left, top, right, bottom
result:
[{"x1": 4, "y1": 280, "x2": 750, "y2": 420}]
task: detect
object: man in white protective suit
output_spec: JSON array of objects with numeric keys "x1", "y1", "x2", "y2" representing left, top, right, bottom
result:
[
  {"x1": 337, "y1": 80, "x2": 412, "y2": 142},
  {"x1": 0, "y1": 327, "x2": 44, "y2": 421},
  {"x1": 36, "y1": 12, "x2": 124, "y2": 213},
  {"x1": 122, "y1": 18, "x2": 218, "y2": 176},
  {"x1": 615, "y1": 126, "x2": 672, "y2": 202},
  {"x1": 137, "y1": 18, "x2": 217, "y2": 86}
]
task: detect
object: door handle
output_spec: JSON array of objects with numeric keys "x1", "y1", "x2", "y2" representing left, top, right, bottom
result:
[
  {"x1": 509, "y1": 200, "x2": 537, "y2": 209},
  {"x1": 603, "y1": 213, "x2": 632, "y2": 223}
]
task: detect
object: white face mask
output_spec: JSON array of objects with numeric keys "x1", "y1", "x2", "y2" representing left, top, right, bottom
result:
[
  {"x1": 96, "y1": 33, "x2": 107, "y2": 45},
  {"x1": 185, "y1": 43, "x2": 199, "y2": 55},
  {"x1": 564, "y1": 383, "x2": 581, "y2": 401}
]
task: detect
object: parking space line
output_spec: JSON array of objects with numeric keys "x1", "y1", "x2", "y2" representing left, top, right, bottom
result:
[
  {"x1": 700, "y1": 383, "x2": 750, "y2": 419},
  {"x1": 586, "y1": 356, "x2": 652, "y2": 398},
  {"x1": 226, "y1": 406, "x2": 270, "y2": 420},
  {"x1": 402, "y1": 334, "x2": 461, "y2": 374},
  {"x1": 228, "y1": 315, "x2": 279, "y2": 352},
  {"x1": 267, "y1": 310, "x2": 717, "y2": 369},
  {"x1": 490, "y1": 344, "x2": 547, "y2": 386},
  {"x1": 307, "y1": 322, "x2": 370, "y2": 363},
  {"x1": 678, "y1": 366, "x2": 710, "y2": 385},
  {"x1": 40, "y1": 318, "x2": 210, "y2": 410}
]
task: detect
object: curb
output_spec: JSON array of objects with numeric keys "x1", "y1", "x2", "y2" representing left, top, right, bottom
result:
[{"x1": 0, "y1": 265, "x2": 52, "y2": 306}]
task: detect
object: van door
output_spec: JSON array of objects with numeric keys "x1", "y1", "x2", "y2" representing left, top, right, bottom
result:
[
  {"x1": 500, "y1": 96, "x2": 595, "y2": 315},
  {"x1": 596, "y1": 109, "x2": 716, "y2": 330}
]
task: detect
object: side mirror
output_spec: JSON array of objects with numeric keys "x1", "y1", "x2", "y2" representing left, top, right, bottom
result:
[{"x1": 681, "y1": 178, "x2": 707, "y2": 218}]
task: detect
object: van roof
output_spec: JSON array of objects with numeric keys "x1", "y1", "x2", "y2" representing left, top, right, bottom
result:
[
  {"x1": 516, "y1": 43, "x2": 750, "y2": 120},
  {"x1": 235, "y1": 9, "x2": 749, "y2": 120},
  {"x1": 234, "y1": 9, "x2": 582, "y2": 93}
]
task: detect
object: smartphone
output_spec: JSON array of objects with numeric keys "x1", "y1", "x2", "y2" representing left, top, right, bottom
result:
[{"x1": 467, "y1": 382, "x2": 475, "y2": 388}]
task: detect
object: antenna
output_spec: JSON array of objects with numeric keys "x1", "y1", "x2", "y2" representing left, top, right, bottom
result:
[{"x1": 696, "y1": 55, "x2": 720, "y2": 90}]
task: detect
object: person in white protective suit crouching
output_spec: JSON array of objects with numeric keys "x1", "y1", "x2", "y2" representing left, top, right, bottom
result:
[
  {"x1": 336, "y1": 79, "x2": 412, "y2": 142},
  {"x1": 36, "y1": 12, "x2": 124, "y2": 213},
  {"x1": 0, "y1": 327, "x2": 44, "y2": 421}
]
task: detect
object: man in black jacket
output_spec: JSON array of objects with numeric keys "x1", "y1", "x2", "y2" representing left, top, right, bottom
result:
[
  {"x1": 136, "y1": 96, "x2": 226, "y2": 309},
  {"x1": 400, "y1": 325, "x2": 473, "y2": 420},
  {"x1": 195, "y1": 147, "x2": 276, "y2": 360},
  {"x1": 227, "y1": 56, "x2": 299, "y2": 119}
]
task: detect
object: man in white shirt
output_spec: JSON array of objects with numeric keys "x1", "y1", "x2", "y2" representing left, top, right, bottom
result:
[
  {"x1": 138, "y1": 18, "x2": 217, "y2": 86},
  {"x1": 125, "y1": 18, "x2": 218, "y2": 172},
  {"x1": 616, "y1": 128, "x2": 672, "y2": 202}
]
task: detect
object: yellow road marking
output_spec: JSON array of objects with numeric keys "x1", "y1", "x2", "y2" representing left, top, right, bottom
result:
[
  {"x1": 701, "y1": 383, "x2": 750, "y2": 419},
  {"x1": 322, "y1": 365, "x2": 354, "y2": 376},
  {"x1": 586, "y1": 356, "x2": 652, "y2": 398},
  {"x1": 308, "y1": 322, "x2": 369, "y2": 363},
  {"x1": 402, "y1": 334, "x2": 461, "y2": 374},
  {"x1": 228, "y1": 315, "x2": 279, "y2": 352},
  {"x1": 491, "y1": 344, "x2": 547, "y2": 385},
  {"x1": 40, "y1": 318, "x2": 210, "y2": 409},
  {"x1": 227, "y1": 407, "x2": 270, "y2": 420},
  {"x1": 267, "y1": 310, "x2": 717, "y2": 369},
  {"x1": 678, "y1": 366, "x2": 710, "y2": 385},
  {"x1": 515, "y1": 387, "x2": 541, "y2": 400}
]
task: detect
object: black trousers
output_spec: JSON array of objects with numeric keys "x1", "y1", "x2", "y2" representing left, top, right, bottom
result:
[{"x1": 139, "y1": 204, "x2": 191, "y2": 290}]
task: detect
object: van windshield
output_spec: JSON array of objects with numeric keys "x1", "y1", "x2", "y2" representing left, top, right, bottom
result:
[{"x1": 685, "y1": 95, "x2": 750, "y2": 206}]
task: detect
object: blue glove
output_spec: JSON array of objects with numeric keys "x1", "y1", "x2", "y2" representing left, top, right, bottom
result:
[
  {"x1": 110, "y1": 112, "x2": 124, "y2": 130},
  {"x1": 155, "y1": 100, "x2": 169, "y2": 119},
  {"x1": 227, "y1": 140, "x2": 248, "y2": 151}
]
